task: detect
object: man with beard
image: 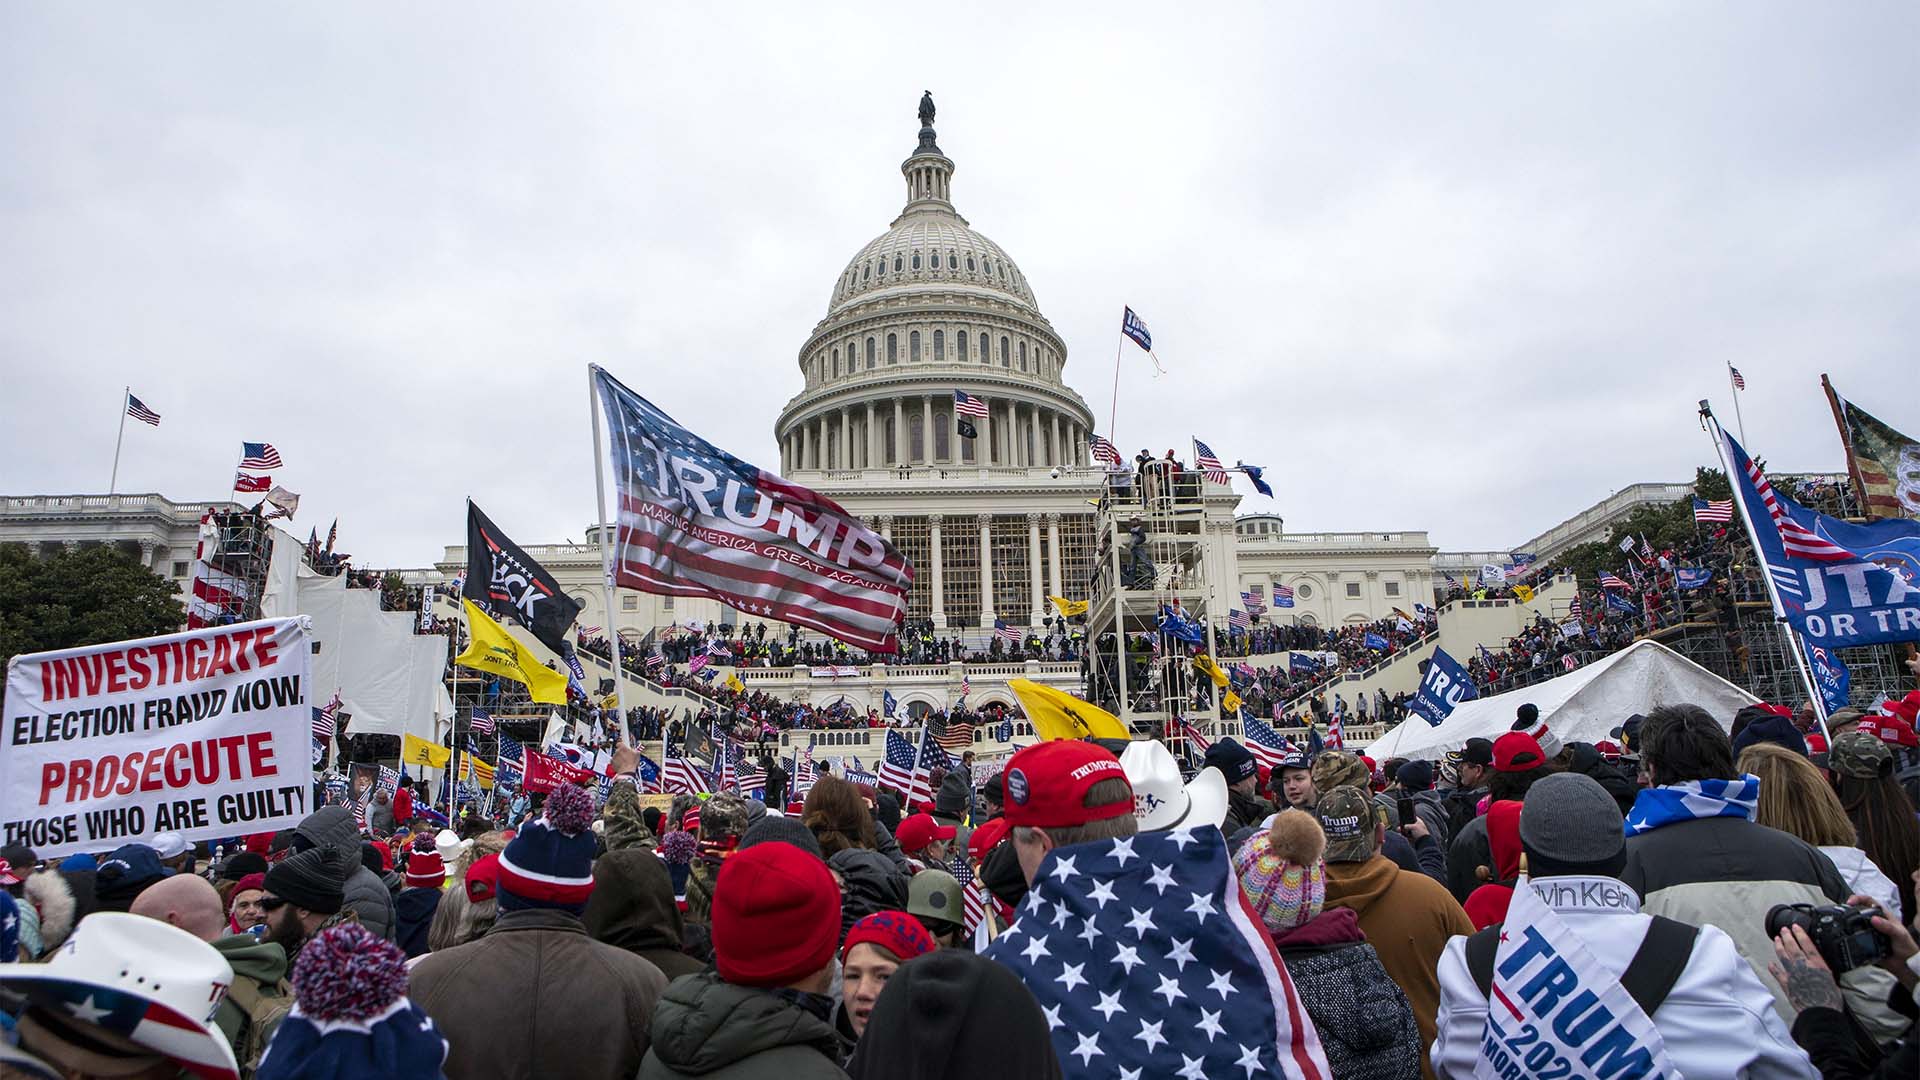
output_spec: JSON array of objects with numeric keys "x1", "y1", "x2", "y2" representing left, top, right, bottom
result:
[{"x1": 259, "y1": 846, "x2": 351, "y2": 962}]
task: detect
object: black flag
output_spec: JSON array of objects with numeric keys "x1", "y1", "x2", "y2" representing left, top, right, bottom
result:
[
  {"x1": 463, "y1": 500, "x2": 582, "y2": 654},
  {"x1": 956, "y1": 418, "x2": 978, "y2": 440}
]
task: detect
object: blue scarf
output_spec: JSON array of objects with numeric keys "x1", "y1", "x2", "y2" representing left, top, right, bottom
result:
[{"x1": 1623, "y1": 775, "x2": 1759, "y2": 836}]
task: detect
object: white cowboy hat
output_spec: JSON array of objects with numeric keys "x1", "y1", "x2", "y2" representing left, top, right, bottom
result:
[
  {"x1": 1120, "y1": 740, "x2": 1229, "y2": 832},
  {"x1": 0, "y1": 912, "x2": 239, "y2": 1080}
]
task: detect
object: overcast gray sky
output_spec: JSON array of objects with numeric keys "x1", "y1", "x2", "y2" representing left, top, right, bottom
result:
[{"x1": 4, "y1": 3, "x2": 1916, "y2": 567}]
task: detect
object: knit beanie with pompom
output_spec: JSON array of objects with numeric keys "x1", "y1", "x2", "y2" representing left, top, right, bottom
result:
[
  {"x1": 497, "y1": 783, "x2": 596, "y2": 914},
  {"x1": 1232, "y1": 811, "x2": 1327, "y2": 934},
  {"x1": 254, "y1": 922, "x2": 449, "y2": 1080}
]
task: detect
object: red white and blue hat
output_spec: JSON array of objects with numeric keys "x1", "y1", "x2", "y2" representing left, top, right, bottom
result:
[
  {"x1": 497, "y1": 783, "x2": 597, "y2": 912},
  {"x1": 0, "y1": 912, "x2": 239, "y2": 1080}
]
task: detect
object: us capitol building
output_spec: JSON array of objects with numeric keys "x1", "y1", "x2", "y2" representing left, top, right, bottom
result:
[{"x1": 6, "y1": 97, "x2": 1685, "y2": 654}]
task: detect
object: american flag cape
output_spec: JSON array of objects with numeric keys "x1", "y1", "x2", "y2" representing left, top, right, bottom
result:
[
  {"x1": 593, "y1": 366, "x2": 912, "y2": 652},
  {"x1": 984, "y1": 829, "x2": 1331, "y2": 1080}
]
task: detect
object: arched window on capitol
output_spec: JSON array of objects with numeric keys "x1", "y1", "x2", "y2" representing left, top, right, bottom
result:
[
  {"x1": 887, "y1": 334, "x2": 898, "y2": 364},
  {"x1": 1000, "y1": 337, "x2": 1011, "y2": 367},
  {"x1": 934, "y1": 329, "x2": 944, "y2": 361},
  {"x1": 956, "y1": 331, "x2": 968, "y2": 362},
  {"x1": 867, "y1": 338, "x2": 877, "y2": 369},
  {"x1": 911, "y1": 252, "x2": 921, "y2": 270},
  {"x1": 910, "y1": 331, "x2": 921, "y2": 362}
]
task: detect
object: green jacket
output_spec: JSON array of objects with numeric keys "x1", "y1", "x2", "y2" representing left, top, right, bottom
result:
[
  {"x1": 639, "y1": 972, "x2": 847, "y2": 1080},
  {"x1": 211, "y1": 933, "x2": 291, "y2": 1077}
]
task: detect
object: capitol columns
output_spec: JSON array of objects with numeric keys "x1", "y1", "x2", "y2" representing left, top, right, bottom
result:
[
  {"x1": 865, "y1": 401, "x2": 878, "y2": 469},
  {"x1": 1050, "y1": 412, "x2": 1063, "y2": 468},
  {"x1": 893, "y1": 399, "x2": 905, "y2": 467},
  {"x1": 1026, "y1": 512, "x2": 1044, "y2": 625},
  {"x1": 138, "y1": 539, "x2": 157, "y2": 569},
  {"x1": 921, "y1": 395, "x2": 934, "y2": 465},
  {"x1": 799, "y1": 422, "x2": 812, "y2": 471},
  {"x1": 925, "y1": 515, "x2": 945, "y2": 628},
  {"x1": 977, "y1": 513, "x2": 994, "y2": 624},
  {"x1": 1046, "y1": 513, "x2": 1063, "y2": 602}
]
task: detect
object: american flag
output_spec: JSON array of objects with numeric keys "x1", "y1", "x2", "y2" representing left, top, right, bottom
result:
[
  {"x1": 876, "y1": 728, "x2": 931, "y2": 804},
  {"x1": 953, "y1": 852, "x2": 986, "y2": 936},
  {"x1": 1725, "y1": 428, "x2": 1855, "y2": 562},
  {"x1": 1226, "y1": 609, "x2": 1250, "y2": 632},
  {"x1": 312, "y1": 693, "x2": 340, "y2": 741},
  {"x1": 1088, "y1": 434, "x2": 1123, "y2": 469},
  {"x1": 736, "y1": 765, "x2": 766, "y2": 797},
  {"x1": 1176, "y1": 717, "x2": 1214, "y2": 754},
  {"x1": 1270, "y1": 583, "x2": 1295, "y2": 608},
  {"x1": 953, "y1": 389, "x2": 989, "y2": 417},
  {"x1": 993, "y1": 617, "x2": 1022, "y2": 645},
  {"x1": 469, "y1": 708, "x2": 496, "y2": 735},
  {"x1": 662, "y1": 743, "x2": 712, "y2": 795},
  {"x1": 1241, "y1": 712, "x2": 1291, "y2": 769},
  {"x1": 579, "y1": 625, "x2": 602, "y2": 636},
  {"x1": 1240, "y1": 585, "x2": 1265, "y2": 614},
  {"x1": 1568, "y1": 595, "x2": 1585, "y2": 622},
  {"x1": 1693, "y1": 498, "x2": 1734, "y2": 524},
  {"x1": 1326, "y1": 715, "x2": 1345, "y2": 749},
  {"x1": 959, "y1": 677, "x2": 972, "y2": 700},
  {"x1": 239, "y1": 442, "x2": 283, "y2": 469},
  {"x1": 984, "y1": 829, "x2": 1331, "y2": 1080},
  {"x1": 931, "y1": 716, "x2": 974, "y2": 752},
  {"x1": 125, "y1": 393, "x2": 161, "y2": 426},
  {"x1": 645, "y1": 649, "x2": 666, "y2": 671},
  {"x1": 1729, "y1": 365, "x2": 1746, "y2": 390},
  {"x1": 594, "y1": 366, "x2": 912, "y2": 654},
  {"x1": 497, "y1": 734, "x2": 526, "y2": 769},
  {"x1": 1192, "y1": 438, "x2": 1230, "y2": 484},
  {"x1": 718, "y1": 737, "x2": 740, "y2": 791},
  {"x1": 1597, "y1": 571, "x2": 1631, "y2": 590},
  {"x1": 1562, "y1": 654, "x2": 1579, "y2": 672}
]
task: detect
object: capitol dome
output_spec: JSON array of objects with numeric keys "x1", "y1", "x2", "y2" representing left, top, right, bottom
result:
[{"x1": 776, "y1": 94, "x2": 1095, "y2": 477}]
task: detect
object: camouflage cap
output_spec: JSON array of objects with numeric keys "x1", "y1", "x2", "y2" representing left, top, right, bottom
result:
[
  {"x1": 700, "y1": 793, "x2": 751, "y2": 840},
  {"x1": 1828, "y1": 731, "x2": 1892, "y2": 780},
  {"x1": 1310, "y1": 751, "x2": 1369, "y2": 796},
  {"x1": 1315, "y1": 785, "x2": 1379, "y2": 863}
]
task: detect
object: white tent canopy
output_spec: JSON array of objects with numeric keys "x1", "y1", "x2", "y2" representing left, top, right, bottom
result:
[{"x1": 1365, "y1": 640, "x2": 1757, "y2": 760}]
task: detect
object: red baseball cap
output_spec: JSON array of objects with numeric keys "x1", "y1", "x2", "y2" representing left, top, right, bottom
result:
[
  {"x1": 1492, "y1": 732, "x2": 1546, "y2": 773},
  {"x1": 1001, "y1": 741, "x2": 1132, "y2": 829},
  {"x1": 895, "y1": 813, "x2": 956, "y2": 854},
  {"x1": 968, "y1": 817, "x2": 1010, "y2": 861}
]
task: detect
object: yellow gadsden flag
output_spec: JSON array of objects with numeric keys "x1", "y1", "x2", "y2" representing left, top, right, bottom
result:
[
  {"x1": 725, "y1": 673, "x2": 746, "y2": 694},
  {"x1": 1008, "y1": 678, "x2": 1131, "y2": 742},
  {"x1": 1191, "y1": 653, "x2": 1230, "y2": 689},
  {"x1": 400, "y1": 733, "x2": 451, "y2": 770},
  {"x1": 1512, "y1": 584, "x2": 1536, "y2": 604},
  {"x1": 1048, "y1": 596, "x2": 1089, "y2": 618},
  {"x1": 456, "y1": 598, "x2": 568, "y2": 705}
]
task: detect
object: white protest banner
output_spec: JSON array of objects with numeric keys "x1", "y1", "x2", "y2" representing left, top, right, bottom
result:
[
  {"x1": 1474, "y1": 877, "x2": 1676, "y2": 1080},
  {"x1": 3, "y1": 617, "x2": 314, "y2": 858},
  {"x1": 809, "y1": 665, "x2": 860, "y2": 679}
]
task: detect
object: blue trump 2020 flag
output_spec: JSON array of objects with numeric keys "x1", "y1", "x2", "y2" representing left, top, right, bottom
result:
[
  {"x1": 1121, "y1": 306, "x2": 1152, "y2": 352},
  {"x1": 1720, "y1": 423, "x2": 1920, "y2": 649},
  {"x1": 984, "y1": 828, "x2": 1331, "y2": 1079},
  {"x1": 1363, "y1": 631, "x2": 1390, "y2": 651},
  {"x1": 1675, "y1": 567, "x2": 1713, "y2": 591},
  {"x1": 1410, "y1": 647, "x2": 1477, "y2": 727},
  {"x1": 1805, "y1": 641, "x2": 1851, "y2": 715}
]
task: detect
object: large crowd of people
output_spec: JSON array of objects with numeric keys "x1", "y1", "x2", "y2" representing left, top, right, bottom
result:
[{"x1": 7, "y1": 671, "x2": 1919, "y2": 1078}]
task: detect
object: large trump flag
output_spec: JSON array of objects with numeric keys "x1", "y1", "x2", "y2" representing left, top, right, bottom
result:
[{"x1": 592, "y1": 365, "x2": 913, "y2": 653}]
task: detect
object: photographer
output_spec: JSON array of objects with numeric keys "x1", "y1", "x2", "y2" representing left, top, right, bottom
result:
[{"x1": 1770, "y1": 879, "x2": 1920, "y2": 1078}]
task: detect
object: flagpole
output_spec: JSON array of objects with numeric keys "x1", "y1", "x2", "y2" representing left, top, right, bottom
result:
[
  {"x1": 1107, "y1": 336, "x2": 1124, "y2": 448},
  {"x1": 1727, "y1": 365, "x2": 1748, "y2": 448},
  {"x1": 1701, "y1": 407, "x2": 1825, "y2": 727},
  {"x1": 586, "y1": 364, "x2": 632, "y2": 748},
  {"x1": 109, "y1": 387, "x2": 130, "y2": 494}
]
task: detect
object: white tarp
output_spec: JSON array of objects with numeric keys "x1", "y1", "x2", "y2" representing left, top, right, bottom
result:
[
  {"x1": 1365, "y1": 640, "x2": 1756, "y2": 760},
  {"x1": 259, "y1": 527, "x2": 445, "y2": 743}
]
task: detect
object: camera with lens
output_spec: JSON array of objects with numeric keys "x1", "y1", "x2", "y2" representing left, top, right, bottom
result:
[{"x1": 1765, "y1": 902, "x2": 1889, "y2": 973}]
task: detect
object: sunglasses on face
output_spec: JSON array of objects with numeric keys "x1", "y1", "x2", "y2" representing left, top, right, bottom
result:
[{"x1": 258, "y1": 896, "x2": 291, "y2": 912}]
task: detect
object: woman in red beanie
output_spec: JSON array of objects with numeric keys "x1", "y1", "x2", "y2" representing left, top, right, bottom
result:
[{"x1": 838, "y1": 911, "x2": 935, "y2": 1040}]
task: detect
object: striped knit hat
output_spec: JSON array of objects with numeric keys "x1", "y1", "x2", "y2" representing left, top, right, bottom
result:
[
  {"x1": 1232, "y1": 811, "x2": 1327, "y2": 933},
  {"x1": 497, "y1": 784, "x2": 596, "y2": 914}
]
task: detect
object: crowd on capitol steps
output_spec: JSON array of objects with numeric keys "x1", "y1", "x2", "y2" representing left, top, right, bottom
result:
[{"x1": 2, "y1": 679, "x2": 1919, "y2": 1079}]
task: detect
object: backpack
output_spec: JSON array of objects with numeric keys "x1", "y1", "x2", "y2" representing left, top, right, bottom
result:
[
  {"x1": 1464, "y1": 915, "x2": 1698, "y2": 1016},
  {"x1": 224, "y1": 973, "x2": 294, "y2": 1077}
]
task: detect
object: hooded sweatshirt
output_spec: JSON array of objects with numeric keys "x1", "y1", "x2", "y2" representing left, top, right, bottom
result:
[
  {"x1": 211, "y1": 932, "x2": 291, "y2": 1070},
  {"x1": 847, "y1": 950, "x2": 1062, "y2": 1080},
  {"x1": 584, "y1": 847, "x2": 705, "y2": 981},
  {"x1": 293, "y1": 805, "x2": 396, "y2": 941},
  {"x1": 394, "y1": 886, "x2": 442, "y2": 959},
  {"x1": 1323, "y1": 854, "x2": 1474, "y2": 1080}
]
